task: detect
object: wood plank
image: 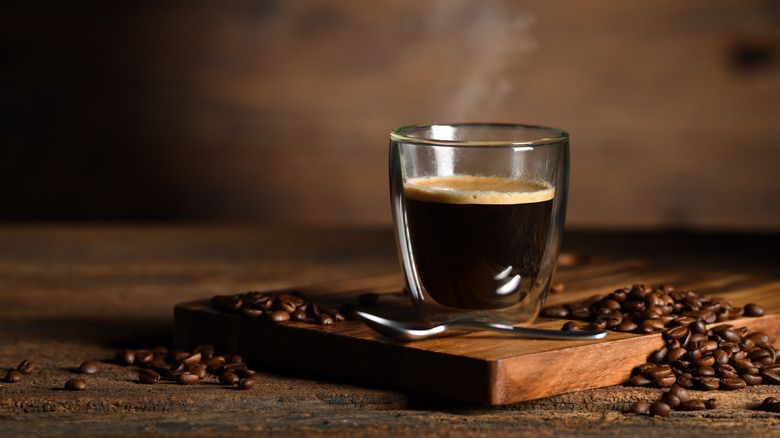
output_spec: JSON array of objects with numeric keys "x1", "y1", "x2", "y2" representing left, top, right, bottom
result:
[{"x1": 174, "y1": 264, "x2": 780, "y2": 404}]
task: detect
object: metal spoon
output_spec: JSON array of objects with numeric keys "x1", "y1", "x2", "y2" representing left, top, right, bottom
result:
[{"x1": 356, "y1": 311, "x2": 608, "y2": 342}]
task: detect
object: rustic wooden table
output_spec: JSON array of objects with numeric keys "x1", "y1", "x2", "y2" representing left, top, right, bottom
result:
[{"x1": 1, "y1": 225, "x2": 778, "y2": 437}]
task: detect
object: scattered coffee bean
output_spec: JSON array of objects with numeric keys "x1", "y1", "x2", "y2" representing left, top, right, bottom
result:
[
  {"x1": 679, "y1": 399, "x2": 706, "y2": 411},
  {"x1": 117, "y1": 349, "x2": 135, "y2": 366},
  {"x1": 761, "y1": 397, "x2": 780, "y2": 413},
  {"x1": 5, "y1": 370, "x2": 23, "y2": 383},
  {"x1": 316, "y1": 314, "x2": 334, "y2": 325},
  {"x1": 650, "y1": 401, "x2": 671, "y2": 417},
  {"x1": 182, "y1": 352, "x2": 202, "y2": 366},
  {"x1": 238, "y1": 377, "x2": 256, "y2": 390},
  {"x1": 218, "y1": 371, "x2": 240, "y2": 386},
  {"x1": 704, "y1": 399, "x2": 719, "y2": 410},
  {"x1": 134, "y1": 349, "x2": 154, "y2": 364},
  {"x1": 269, "y1": 310, "x2": 291, "y2": 322},
  {"x1": 176, "y1": 372, "x2": 199, "y2": 385},
  {"x1": 743, "y1": 303, "x2": 764, "y2": 317},
  {"x1": 137, "y1": 369, "x2": 161, "y2": 384},
  {"x1": 17, "y1": 359, "x2": 35, "y2": 374},
  {"x1": 629, "y1": 400, "x2": 650, "y2": 414},
  {"x1": 79, "y1": 361, "x2": 101, "y2": 374},
  {"x1": 561, "y1": 321, "x2": 579, "y2": 331},
  {"x1": 540, "y1": 306, "x2": 569, "y2": 318},
  {"x1": 235, "y1": 369, "x2": 256, "y2": 379},
  {"x1": 187, "y1": 364, "x2": 207, "y2": 379},
  {"x1": 64, "y1": 378, "x2": 87, "y2": 391}
]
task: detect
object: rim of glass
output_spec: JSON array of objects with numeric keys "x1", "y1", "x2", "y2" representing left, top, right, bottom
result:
[{"x1": 390, "y1": 123, "x2": 568, "y2": 147}]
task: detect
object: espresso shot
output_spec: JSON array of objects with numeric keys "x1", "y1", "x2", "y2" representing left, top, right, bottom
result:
[{"x1": 403, "y1": 175, "x2": 554, "y2": 310}]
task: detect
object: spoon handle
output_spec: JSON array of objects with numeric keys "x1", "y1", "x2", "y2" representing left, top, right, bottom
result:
[{"x1": 446, "y1": 321, "x2": 608, "y2": 340}]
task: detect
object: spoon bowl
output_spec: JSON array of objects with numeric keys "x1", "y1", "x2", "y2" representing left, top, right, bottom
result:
[{"x1": 356, "y1": 311, "x2": 608, "y2": 342}]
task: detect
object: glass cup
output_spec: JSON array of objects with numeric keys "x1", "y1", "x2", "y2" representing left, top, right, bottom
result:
[{"x1": 389, "y1": 123, "x2": 569, "y2": 325}]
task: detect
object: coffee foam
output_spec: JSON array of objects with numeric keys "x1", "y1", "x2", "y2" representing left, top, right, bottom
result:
[{"x1": 404, "y1": 175, "x2": 554, "y2": 205}]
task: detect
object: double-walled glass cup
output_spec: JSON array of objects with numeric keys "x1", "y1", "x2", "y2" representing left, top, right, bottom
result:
[{"x1": 390, "y1": 123, "x2": 569, "y2": 325}]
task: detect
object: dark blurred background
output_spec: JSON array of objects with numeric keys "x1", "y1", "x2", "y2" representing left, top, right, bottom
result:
[{"x1": 2, "y1": 0, "x2": 779, "y2": 230}]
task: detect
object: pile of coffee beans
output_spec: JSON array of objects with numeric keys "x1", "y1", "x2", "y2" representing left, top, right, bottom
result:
[
  {"x1": 210, "y1": 290, "x2": 380, "y2": 325},
  {"x1": 114, "y1": 344, "x2": 258, "y2": 390},
  {"x1": 541, "y1": 283, "x2": 764, "y2": 334},
  {"x1": 628, "y1": 323, "x2": 779, "y2": 391},
  {"x1": 3, "y1": 359, "x2": 36, "y2": 385},
  {"x1": 629, "y1": 387, "x2": 718, "y2": 417}
]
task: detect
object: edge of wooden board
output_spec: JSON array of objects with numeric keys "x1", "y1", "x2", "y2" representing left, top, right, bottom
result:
[{"x1": 174, "y1": 299, "x2": 780, "y2": 405}]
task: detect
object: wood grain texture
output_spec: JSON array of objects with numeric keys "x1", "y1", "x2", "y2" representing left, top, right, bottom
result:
[{"x1": 174, "y1": 260, "x2": 780, "y2": 404}]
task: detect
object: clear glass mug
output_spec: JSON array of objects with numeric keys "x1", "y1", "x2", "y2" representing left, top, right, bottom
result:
[{"x1": 389, "y1": 123, "x2": 569, "y2": 324}]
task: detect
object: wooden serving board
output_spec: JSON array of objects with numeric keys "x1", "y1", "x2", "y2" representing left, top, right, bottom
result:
[{"x1": 174, "y1": 258, "x2": 780, "y2": 405}]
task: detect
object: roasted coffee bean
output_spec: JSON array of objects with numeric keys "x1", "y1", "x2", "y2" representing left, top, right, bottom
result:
[
  {"x1": 649, "y1": 346, "x2": 669, "y2": 364},
  {"x1": 665, "y1": 347, "x2": 687, "y2": 363},
  {"x1": 138, "y1": 369, "x2": 161, "y2": 384},
  {"x1": 730, "y1": 358, "x2": 754, "y2": 371},
  {"x1": 133, "y1": 349, "x2": 153, "y2": 365},
  {"x1": 629, "y1": 400, "x2": 650, "y2": 414},
  {"x1": 617, "y1": 320, "x2": 638, "y2": 332},
  {"x1": 693, "y1": 357, "x2": 716, "y2": 368},
  {"x1": 169, "y1": 349, "x2": 190, "y2": 361},
  {"x1": 761, "y1": 397, "x2": 780, "y2": 413},
  {"x1": 679, "y1": 399, "x2": 706, "y2": 411},
  {"x1": 5, "y1": 370, "x2": 23, "y2": 383},
  {"x1": 168, "y1": 360, "x2": 185, "y2": 376},
  {"x1": 236, "y1": 369, "x2": 256, "y2": 379},
  {"x1": 698, "y1": 377, "x2": 720, "y2": 391},
  {"x1": 629, "y1": 375, "x2": 653, "y2": 387},
  {"x1": 760, "y1": 369, "x2": 780, "y2": 385},
  {"x1": 676, "y1": 375, "x2": 695, "y2": 389},
  {"x1": 743, "y1": 303, "x2": 765, "y2": 317},
  {"x1": 741, "y1": 373, "x2": 762, "y2": 386},
  {"x1": 316, "y1": 314, "x2": 334, "y2": 325},
  {"x1": 307, "y1": 302, "x2": 322, "y2": 318},
  {"x1": 694, "y1": 366, "x2": 716, "y2": 377},
  {"x1": 16, "y1": 359, "x2": 35, "y2": 374},
  {"x1": 193, "y1": 345, "x2": 214, "y2": 361},
  {"x1": 269, "y1": 310, "x2": 291, "y2": 322},
  {"x1": 64, "y1": 379, "x2": 87, "y2": 391},
  {"x1": 540, "y1": 306, "x2": 569, "y2": 318},
  {"x1": 561, "y1": 321, "x2": 579, "y2": 331},
  {"x1": 223, "y1": 362, "x2": 248, "y2": 373},
  {"x1": 704, "y1": 398, "x2": 719, "y2": 410},
  {"x1": 649, "y1": 365, "x2": 673, "y2": 379},
  {"x1": 588, "y1": 320, "x2": 607, "y2": 330},
  {"x1": 218, "y1": 371, "x2": 240, "y2": 386},
  {"x1": 238, "y1": 377, "x2": 256, "y2": 390},
  {"x1": 656, "y1": 375, "x2": 677, "y2": 387},
  {"x1": 176, "y1": 372, "x2": 199, "y2": 385},
  {"x1": 279, "y1": 301, "x2": 296, "y2": 314},
  {"x1": 570, "y1": 307, "x2": 592, "y2": 320},
  {"x1": 746, "y1": 332, "x2": 770, "y2": 345},
  {"x1": 662, "y1": 394, "x2": 681, "y2": 409},
  {"x1": 664, "y1": 326, "x2": 689, "y2": 340},
  {"x1": 650, "y1": 401, "x2": 671, "y2": 417},
  {"x1": 182, "y1": 352, "x2": 202, "y2": 366},
  {"x1": 206, "y1": 357, "x2": 227, "y2": 374},
  {"x1": 187, "y1": 364, "x2": 208, "y2": 379},
  {"x1": 79, "y1": 361, "x2": 101, "y2": 374},
  {"x1": 117, "y1": 349, "x2": 135, "y2": 366},
  {"x1": 241, "y1": 308, "x2": 264, "y2": 318},
  {"x1": 639, "y1": 319, "x2": 665, "y2": 334},
  {"x1": 667, "y1": 387, "x2": 690, "y2": 403},
  {"x1": 689, "y1": 320, "x2": 707, "y2": 334},
  {"x1": 291, "y1": 309, "x2": 307, "y2": 321},
  {"x1": 712, "y1": 349, "x2": 730, "y2": 365},
  {"x1": 320, "y1": 306, "x2": 345, "y2": 322},
  {"x1": 720, "y1": 378, "x2": 747, "y2": 390}
]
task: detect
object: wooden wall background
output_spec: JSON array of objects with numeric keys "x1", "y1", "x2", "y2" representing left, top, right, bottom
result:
[{"x1": 2, "y1": 0, "x2": 779, "y2": 230}]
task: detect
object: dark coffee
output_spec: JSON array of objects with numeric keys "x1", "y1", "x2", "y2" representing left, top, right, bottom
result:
[{"x1": 403, "y1": 175, "x2": 554, "y2": 310}]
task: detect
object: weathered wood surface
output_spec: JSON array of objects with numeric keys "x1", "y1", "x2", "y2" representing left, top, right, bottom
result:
[{"x1": 1, "y1": 226, "x2": 780, "y2": 436}]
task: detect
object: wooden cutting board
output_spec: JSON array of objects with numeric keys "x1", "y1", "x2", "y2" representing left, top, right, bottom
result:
[{"x1": 173, "y1": 257, "x2": 780, "y2": 405}]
